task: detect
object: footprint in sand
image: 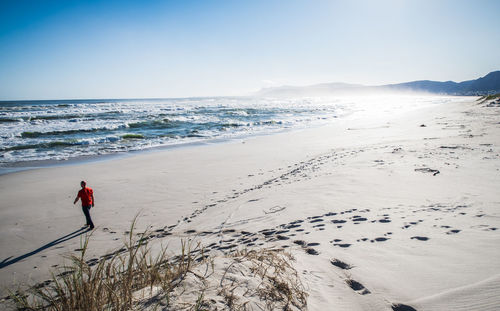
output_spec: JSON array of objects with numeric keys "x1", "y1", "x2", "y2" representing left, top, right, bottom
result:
[
  {"x1": 402, "y1": 221, "x2": 421, "y2": 229},
  {"x1": 324, "y1": 212, "x2": 338, "y2": 216},
  {"x1": 292, "y1": 240, "x2": 319, "y2": 255},
  {"x1": 156, "y1": 232, "x2": 172, "y2": 238},
  {"x1": 411, "y1": 236, "x2": 429, "y2": 241},
  {"x1": 333, "y1": 243, "x2": 352, "y2": 248},
  {"x1": 276, "y1": 229, "x2": 290, "y2": 234},
  {"x1": 241, "y1": 237, "x2": 258, "y2": 244},
  {"x1": 260, "y1": 229, "x2": 276, "y2": 236},
  {"x1": 346, "y1": 279, "x2": 370, "y2": 295},
  {"x1": 309, "y1": 215, "x2": 323, "y2": 219},
  {"x1": 332, "y1": 219, "x2": 347, "y2": 224},
  {"x1": 330, "y1": 258, "x2": 352, "y2": 270},
  {"x1": 206, "y1": 242, "x2": 218, "y2": 249},
  {"x1": 305, "y1": 248, "x2": 319, "y2": 255},
  {"x1": 276, "y1": 235, "x2": 290, "y2": 240},
  {"x1": 56, "y1": 270, "x2": 73, "y2": 277},
  {"x1": 217, "y1": 244, "x2": 237, "y2": 251},
  {"x1": 392, "y1": 303, "x2": 417, "y2": 311},
  {"x1": 372, "y1": 237, "x2": 389, "y2": 242},
  {"x1": 352, "y1": 216, "x2": 368, "y2": 222},
  {"x1": 293, "y1": 240, "x2": 307, "y2": 246},
  {"x1": 309, "y1": 218, "x2": 324, "y2": 224}
]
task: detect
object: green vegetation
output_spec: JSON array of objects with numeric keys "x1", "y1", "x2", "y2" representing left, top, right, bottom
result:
[
  {"x1": 121, "y1": 134, "x2": 145, "y2": 139},
  {"x1": 477, "y1": 93, "x2": 500, "y2": 103}
]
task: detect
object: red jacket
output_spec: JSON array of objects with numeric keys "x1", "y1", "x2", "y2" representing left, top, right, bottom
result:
[{"x1": 77, "y1": 187, "x2": 93, "y2": 206}]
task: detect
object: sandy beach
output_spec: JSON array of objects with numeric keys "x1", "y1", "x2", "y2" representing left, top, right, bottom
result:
[{"x1": 1, "y1": 96, "x2": 499, "y2": 310}]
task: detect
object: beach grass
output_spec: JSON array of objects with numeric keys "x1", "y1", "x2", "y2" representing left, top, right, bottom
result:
[
  {"x1": 477, "y1": 93, "x2": 500, "y2": 103},
  {"x1": 9, "y1": 219, "x2": 307, "y2": 311},
  {"x1": 10, "y1": 219, "x2": 199, "y2": 310}
]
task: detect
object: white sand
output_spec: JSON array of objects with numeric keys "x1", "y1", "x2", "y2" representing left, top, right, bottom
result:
[{"x1": 1, "y1": 96, "x2": 499, "y2": 310}]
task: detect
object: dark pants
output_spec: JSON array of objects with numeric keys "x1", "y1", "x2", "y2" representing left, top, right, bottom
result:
[{"x1": 82, "y1": 205, "x2": 94, "y2": 228}]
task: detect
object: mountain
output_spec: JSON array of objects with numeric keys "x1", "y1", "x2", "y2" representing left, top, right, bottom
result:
[
  {"x1": 384, "y1": 71, "x2": 500, "y2": 95},
  {"x1": 256, "y1": 71, "x2": 500, "y2": 96}
]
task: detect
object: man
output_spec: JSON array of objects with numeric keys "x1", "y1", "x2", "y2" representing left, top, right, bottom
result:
[{"x1": 74, "y1": 181, "x2": 95, "y2": 229}]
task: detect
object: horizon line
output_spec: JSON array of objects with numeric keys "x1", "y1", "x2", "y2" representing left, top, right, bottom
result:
[{"x1": 2, "y1": 70, "x2": 498, "y2": 102}]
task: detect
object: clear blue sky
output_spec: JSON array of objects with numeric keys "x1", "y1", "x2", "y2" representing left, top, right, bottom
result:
[{"x1": 1, "y1": 0, "x2": 499, "y2": 100}]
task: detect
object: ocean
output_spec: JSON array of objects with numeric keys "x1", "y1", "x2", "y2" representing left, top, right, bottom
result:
[
  {"x1": 0, "y1": 97, "x2": 350, "y2": 166},
  {"x1": 0, "y1": 95, "x2": 471, "y2": 169}
]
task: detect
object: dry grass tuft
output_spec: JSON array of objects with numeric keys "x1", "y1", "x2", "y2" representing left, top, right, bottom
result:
[
  {"x1": 10, "y1": 218, "x2": 204, "y2": 311},
  {"x1": 9, "y1": 220, "x2": 307, "y2": 311},
  {"x1": 214, "y1": 248, "x2": 307, "y2": 310}
]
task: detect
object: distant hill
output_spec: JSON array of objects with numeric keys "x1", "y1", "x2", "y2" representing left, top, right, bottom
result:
[
  {"x1": 256, "y1": 71, "x2": 500, "y2": 96},
  {"x1": 256, "y1": 82, "x2": 367, "y2": 97},
  {"x1": 384, "y1": 71, "x2": 500, "y2": 95}
]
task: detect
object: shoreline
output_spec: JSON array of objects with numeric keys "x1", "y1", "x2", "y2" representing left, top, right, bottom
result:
[
  {"x1": 0, "y1": 95, "x2": 350, "y2": 171},
  {"x1": 0, "y1": 115, "x2": 336, "y2": 176},
  {"x1": 1, "y1": 96, "x2": 499, "y2": 310},
  {"x1": 1, "y1": 94, "x2": 469, "y2": 176}
]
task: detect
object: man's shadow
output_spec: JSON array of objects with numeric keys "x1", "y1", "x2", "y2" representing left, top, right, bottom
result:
[{"x1": 0, "y1": 227, "x2": 90, "y2": 269}]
